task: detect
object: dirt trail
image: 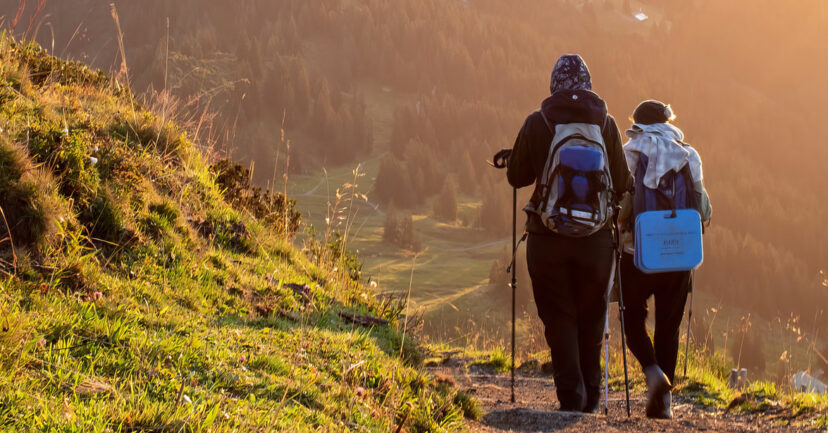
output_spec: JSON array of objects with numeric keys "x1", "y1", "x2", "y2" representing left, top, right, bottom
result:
[
  {"x1": 430, "y1": 239, "x2": 508, "y2": 253},
  {"x1": 428, "y1": 352, "x2": 819, "y2": 433}
]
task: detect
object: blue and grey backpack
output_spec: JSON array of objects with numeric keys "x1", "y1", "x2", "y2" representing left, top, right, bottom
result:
[{"x1": 528, "y1": 111, "x2": 613, "y2": 237}]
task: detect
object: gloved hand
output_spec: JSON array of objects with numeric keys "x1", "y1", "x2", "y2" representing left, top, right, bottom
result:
[
  {"x1": 617, "y1": 192, "x2": 633, "y2": 232},
  {"x1": 492, "y1": 149, "x2": 512, "y2": 169}
]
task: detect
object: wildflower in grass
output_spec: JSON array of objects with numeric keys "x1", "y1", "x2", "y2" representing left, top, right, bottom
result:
[
  {"x1": 265, "y1": 274, "x2": 272, "y2": 282},
  {"x1": 239, "y1": 355, "x2": 247, "y2": 363},
  {"x1": 92, "y1": 291, "x2": 103, "y2": 301},
  {"x1": 355, "y1": 387, "x2": 366, "y2": 397},
  {"x1": 36, "y1": 339, "x2": 47, "y2": 348}
]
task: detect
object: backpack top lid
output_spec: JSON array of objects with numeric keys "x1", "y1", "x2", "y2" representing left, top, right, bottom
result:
[{"x1": 559, "y1": 145, "x2": 603, "y2": 171}]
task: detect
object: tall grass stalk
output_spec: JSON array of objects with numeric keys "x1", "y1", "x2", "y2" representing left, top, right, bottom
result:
[
  {"x1": 399, "y1": 252, "x2": 420, "y2": 359},
  {"x1": 0, "y1": 205, "x2": 17, "y2": 275},
  {"x1": 340, "y1": 165, "x2": 366, "y2": 253},
  {"x1": 736, "y1": 313, "x2": 752, "y2": 369},
  {"x1": 108, "y1": 3, "x2": 128, "y2": 87},
  {"x1": 282, "y1": 114, "x2": 291, "y2": 243}
]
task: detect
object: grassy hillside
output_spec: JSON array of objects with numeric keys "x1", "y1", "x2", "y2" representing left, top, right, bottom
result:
[{"x1": 0, "y1": 36, "x2": 473, "y2": 432}]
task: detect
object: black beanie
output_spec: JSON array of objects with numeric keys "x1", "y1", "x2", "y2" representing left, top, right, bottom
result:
[{"x1": 633, "y1": 100, "x2": 675, "y2": 125}]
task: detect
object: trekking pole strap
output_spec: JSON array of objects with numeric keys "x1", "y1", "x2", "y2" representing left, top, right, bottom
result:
[{"x1": 506, "y1": 232, "x2": 528, "y2": 274}]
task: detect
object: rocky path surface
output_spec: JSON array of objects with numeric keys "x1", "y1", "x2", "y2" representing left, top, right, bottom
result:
[{"x1": 427, "y1": 352, "x2": 819, "y2": 433}]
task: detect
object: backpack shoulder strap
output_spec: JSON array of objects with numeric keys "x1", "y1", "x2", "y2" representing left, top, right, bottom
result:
[
  {"x1": 540, "y1": 109, "x2": 609, "y2": 149},
  {"x1": 539, "y1": 109, "x2": 554, "y2": 134}
]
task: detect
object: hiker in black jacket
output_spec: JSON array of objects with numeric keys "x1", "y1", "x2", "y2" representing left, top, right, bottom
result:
[{"x1": 507, "y1": 55, "x2": 632, "y2": 412}]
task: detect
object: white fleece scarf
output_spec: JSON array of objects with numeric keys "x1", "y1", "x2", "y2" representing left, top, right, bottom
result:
[{"x1": 624, "y1": 123, "x2": 703, "y2": 189}]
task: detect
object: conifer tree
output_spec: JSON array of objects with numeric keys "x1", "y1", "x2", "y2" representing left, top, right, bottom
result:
[
  {"x1": 432, "y1": 179, "x2": 458, "y2": 222},
  {"x1": 479, "y1": 181, "x2": 509, "y2": 235},
  {"x1": 382, "y1": 208, "x2": 399, "y2": 243},
  {"x1": 293, "y1": 62, "x2": 312, "y2": 117},
  {"x1": 457, "y1": 150, "x2": 478, "y2": 195},
  {"x1": 312, "y1": 78, "x2": 336, "y2": 142},
  {"x1": 373, "y1": 157, "x2": 402, "y2": 206},
  {"x1": 398, "y1": 213, "x2": 422, "y2": 251}
]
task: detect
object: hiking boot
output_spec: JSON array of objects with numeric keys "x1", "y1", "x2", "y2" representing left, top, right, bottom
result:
[
  {"x1": 647, "y1": 391, "x2": 673, "y2": 419},
  {"x1": 582, "y1": 396, "x2": 599, "y2": 413},
  {"x1": 644, "y1": 365, "x2": 671, "y2": 419},
  {"x1": 661, "y1": 391, "x2": 673, "y2": 419},
  {"x1": 556, "y1": 388, "x2": 586, "y2": 413}
]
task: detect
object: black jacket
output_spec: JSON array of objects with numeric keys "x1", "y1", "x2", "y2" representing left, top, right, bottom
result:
[{"x1": 507, "y1": 89, "x2": 632, "y2": 234}]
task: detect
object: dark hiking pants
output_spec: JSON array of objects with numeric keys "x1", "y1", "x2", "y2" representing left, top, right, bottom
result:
[
  {"x1": 620, "y1": 253, "x2": 690, "y2": 384},
  {"x1": 527, "y1": 230, "x2": 613, "y2": 412}
]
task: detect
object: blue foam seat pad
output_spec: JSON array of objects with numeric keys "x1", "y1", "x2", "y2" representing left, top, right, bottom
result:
[{"x1": 634, "y1": 209, "x2": 703, "y2": 273}]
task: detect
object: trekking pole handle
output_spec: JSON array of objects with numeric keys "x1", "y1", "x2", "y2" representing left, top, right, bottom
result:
[{"x1": 491, "y1": 149, "x2": 512, "y2": 169}]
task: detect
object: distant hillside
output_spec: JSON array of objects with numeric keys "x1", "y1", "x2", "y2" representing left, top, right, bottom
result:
[
  {"x1": 5, "y1": 0, "x2": 826, "y2": 331},
  {"x1": 0, "y1": 36, "x2": 473, "y2": 431}
]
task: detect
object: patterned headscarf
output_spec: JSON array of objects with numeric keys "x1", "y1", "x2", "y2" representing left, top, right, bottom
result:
[{"x1": 550, "y1": 54, "x2": 592, "y2": 94}]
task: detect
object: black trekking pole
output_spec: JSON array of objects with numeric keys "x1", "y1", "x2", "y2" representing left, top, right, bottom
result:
[
  {"x1": 603, "y1": 258, "x2": 616, "y2": 416},
  {"x1": 509, "y1": 186, "x2": 517, "y2": 403},
  {"x1": 613, "y1": 210, "x2": 632, "y2": 417},
  {"x1": 683, "y1": 270, "x2": 696, "y2": 379},
  {"x1": 491, "y1": 149, "x2": 521, "y2": 403}
]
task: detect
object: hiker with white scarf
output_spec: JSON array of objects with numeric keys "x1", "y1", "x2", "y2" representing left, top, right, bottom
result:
[
  {"x1": 624, "y1": 110, "x2": 710, "y2": 221},
  {"x1": 618, "y1": 100, "x2": 712, "y2": 420}
]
